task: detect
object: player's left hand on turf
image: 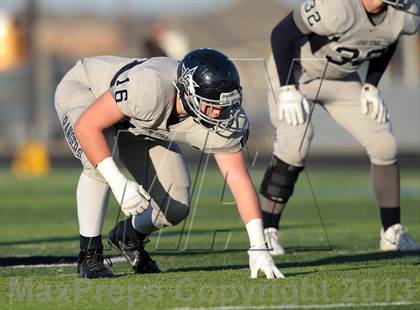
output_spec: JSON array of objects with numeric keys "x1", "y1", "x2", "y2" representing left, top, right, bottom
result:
[
  {"x1": 248, "y1": 243, "x2": 285, "y2": 279},
  {"x1": 360, "y1": 84, "x2": 388, "y2": 124}
]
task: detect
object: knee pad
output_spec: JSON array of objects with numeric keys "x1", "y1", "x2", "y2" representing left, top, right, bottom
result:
[
  {"x1": 148, "y1": 202, "x2": 189, "y2": 229},
  {"x1": 165, "y1": 191, "x2": 190, "y2": 226},
  {"x1": 260, "y1": 156, "x2": 303, "y2": 203},
  {"x1": 167, "y1": 204, "x2": 189, "y2": 226}
]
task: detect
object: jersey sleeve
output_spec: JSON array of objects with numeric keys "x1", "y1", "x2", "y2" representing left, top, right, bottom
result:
[
  {"x1": 110, "y1": 67, "x2": 164, "y2": 122},
  {"x1": 402, "y1": 0, "x2": 420, "y2": 35},
  {"x1": 271, "y1": 12, "x2": 308, "y2": 86},
  {"x1": 295, "y1": 0, "x2": 354, "y2": 36}
]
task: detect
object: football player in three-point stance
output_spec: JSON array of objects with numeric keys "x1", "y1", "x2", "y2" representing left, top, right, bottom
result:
[
  {"x1": 55, "y1": 48, "x2": 283, "y2": 278},
  {"x1": 261, "y1": 0, "x2": 420, "y2": 255}
]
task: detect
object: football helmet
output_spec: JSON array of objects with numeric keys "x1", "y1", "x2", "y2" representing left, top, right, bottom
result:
[{"x1": 175, "y1": 48, "x2": 242, "y2": 131}]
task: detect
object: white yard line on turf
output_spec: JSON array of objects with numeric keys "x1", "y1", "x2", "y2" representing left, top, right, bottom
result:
[
  {"x1": 5, "y1": 256, "x2": 126, "y2": 268},
  {"x1": 173, "y1": 301, "x2": 420, "y2": 310}
]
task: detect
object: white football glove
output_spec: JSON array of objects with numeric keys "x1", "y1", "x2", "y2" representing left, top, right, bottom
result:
[
  {"x1": 360, "y1": 84, "x2": 388, "y2": 124},
  {"x1": 97, "y1": 157, "x2": 150, "y2": 216},
  {"x1": 248, "y1": 243, "x2": 285, "y2": 279},
  {"x1": 278, "y1": 85, "x2": 310, "y2": 126}
]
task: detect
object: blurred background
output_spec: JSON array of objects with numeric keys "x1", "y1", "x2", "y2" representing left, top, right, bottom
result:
[{"x1": 0, "y1": 0, "x2": 419, "y2": 174}]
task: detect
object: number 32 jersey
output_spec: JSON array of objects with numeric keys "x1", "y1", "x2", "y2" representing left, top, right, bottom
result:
[{"x1": 294, "y1": 0, "x2": 420, "y2": 79}]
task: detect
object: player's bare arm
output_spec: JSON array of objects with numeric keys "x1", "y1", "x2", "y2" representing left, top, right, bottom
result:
[
  {"x1": 214, "y1": 151, "x2": 284, "y2": 279},
  {"x1": 74, "y1": 91, "x2": 124, "y2": 166},
  {"x1": 214, "y1": 151, "x2": 261, "y2": 223}
]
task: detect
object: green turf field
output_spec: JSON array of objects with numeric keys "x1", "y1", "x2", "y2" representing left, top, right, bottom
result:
[{"x1": 0, "y1": 165, "x2": 419, "y2": 310}]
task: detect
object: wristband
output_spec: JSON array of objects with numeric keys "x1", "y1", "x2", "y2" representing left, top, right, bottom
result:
[
  {"x1": 245, "y1": 218, "x2": 266, "y2": 248},
  {"x1": 96, "y1": 157, "x2": 126, "y2": 188}
]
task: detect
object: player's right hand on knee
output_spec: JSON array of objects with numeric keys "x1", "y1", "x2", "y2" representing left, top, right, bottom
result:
[
  {"x1": 97, "y1": 157, "x2": 151, "y2": 216},
  {"x1": 278, "y1": 85, "x2": 310, "y2": 126},
  {"x1": 360, "y1": 84, "x2": 388, "y2": 124}
]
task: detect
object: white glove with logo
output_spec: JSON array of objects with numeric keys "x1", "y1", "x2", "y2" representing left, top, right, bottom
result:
[
  {"x1": 278, "y1": 85, "x2": 310, "y2": 126},
  {"x1": 248, "y1": 243, "x2": 285, "y2": 279},
  {"x1": 97, "y1": 157, "x2": 150, "y2": 216},
  {"x1": 360, "y1": 84, "x2": 388, "y2": 124}
]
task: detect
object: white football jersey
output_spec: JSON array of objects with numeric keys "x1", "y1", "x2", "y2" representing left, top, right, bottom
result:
[
  {"x1": 76, "y1": 56, "x2": 248, "y2": 153},
  {"x1": 294, "y1": 0, "x2": 420, "y2": 79}
]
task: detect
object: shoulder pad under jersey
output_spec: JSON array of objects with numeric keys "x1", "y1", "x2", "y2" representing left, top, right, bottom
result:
[
  {"x1": 110, "y1": 66, "x2": 168, "y2": 122},
  {"x1": 298, "y1": 0, "x2": 355, "y2": 35}
]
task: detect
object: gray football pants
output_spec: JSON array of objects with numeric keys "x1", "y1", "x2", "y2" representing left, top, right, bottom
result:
[
  {"x1": 267, "y1": 62, "x2": 397, "y2": 167},
  {"x1": 54, "y1": 68, "x2": 190, "y2": 236},
  {"x1": 266, "y1": 58, "x2": 399, "y2": 209}
]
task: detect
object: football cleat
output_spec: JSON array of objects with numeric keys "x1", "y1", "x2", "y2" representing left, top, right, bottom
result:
[
  {"x1": 77, "y1": 249, "x2": 114, "y2": 279},
  {"x1": 108, "y1": 220, "x2": 161, "y2": 273},
  {"x1": 380, "y1": 223, "x2": 420, "y2": 251},
  {"x1": 264, "y1": 228, "x2": 285, "y2": 256}
]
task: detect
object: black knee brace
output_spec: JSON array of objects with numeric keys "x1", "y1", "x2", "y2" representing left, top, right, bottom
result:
[{"x1": 260, "y1": 156, "x2": 303, "y2": 203}]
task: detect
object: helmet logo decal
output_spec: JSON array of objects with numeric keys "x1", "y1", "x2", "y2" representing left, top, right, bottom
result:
[{"x1": 178, "y1": 64, "x2": 199, "y2": 95}]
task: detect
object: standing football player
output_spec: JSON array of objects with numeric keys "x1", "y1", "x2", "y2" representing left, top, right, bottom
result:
[
  {"x1": 262, "y1": 0, "x2": 420, "y2": 255},
  {"x1": 55, "y1": 48, "x2": 283, "y2": 279}
]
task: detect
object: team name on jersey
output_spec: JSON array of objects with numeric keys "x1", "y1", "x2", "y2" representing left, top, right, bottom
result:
[
  {"x1": 62, "y1": 114, "x2": 83, "y2": 159},
  {"x1": 129, "y1": 127, "x2": 171, "y2": 141},
  {"x1": 355, "y1": 40, "x2": 383, "y2": 47}
]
